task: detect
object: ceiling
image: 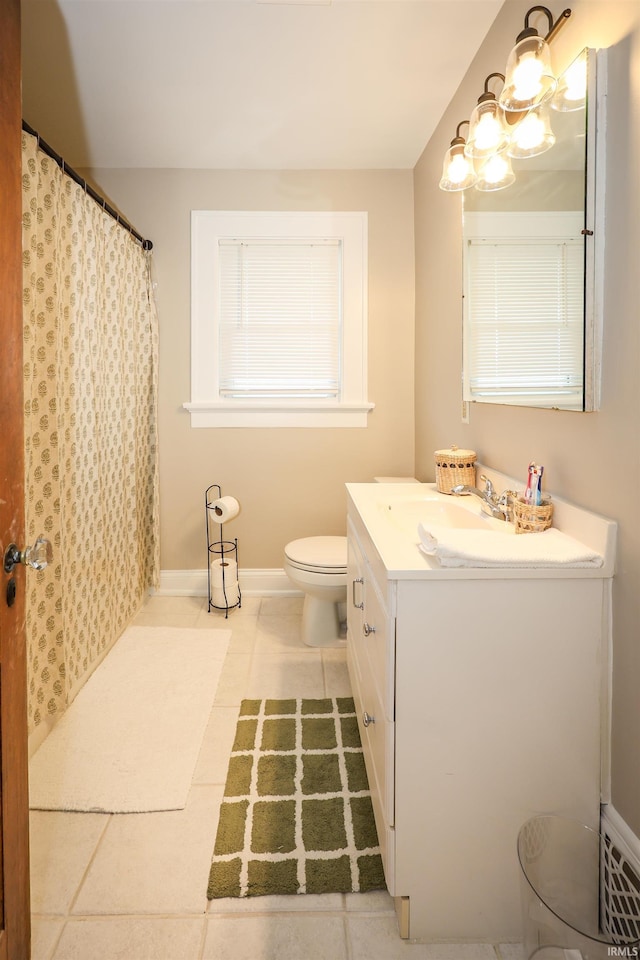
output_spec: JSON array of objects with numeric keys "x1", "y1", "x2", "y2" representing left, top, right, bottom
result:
[{"x1": 21, "y1": 0, "x2": 505, "y2": 171}]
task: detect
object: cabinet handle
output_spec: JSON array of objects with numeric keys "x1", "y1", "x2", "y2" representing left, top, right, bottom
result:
[
  {"x1": 363, "y1": 621, "x2": 376, "y2": 637},
  {"x1": 352, "y1": 577, "x2": 364, "y2": 610},
  {"x1": 363, "y1": 711, "x2": 375, "y2": 727}
]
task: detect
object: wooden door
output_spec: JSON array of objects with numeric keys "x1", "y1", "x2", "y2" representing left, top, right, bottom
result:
[{"x1": 0, "y1": 0, "x2": 31, "y2": 956}]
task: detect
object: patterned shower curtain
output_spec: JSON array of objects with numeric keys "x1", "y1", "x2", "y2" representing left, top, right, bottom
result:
[{"x1": 21, "y1": 131, "x2": 160, "y2": 740}]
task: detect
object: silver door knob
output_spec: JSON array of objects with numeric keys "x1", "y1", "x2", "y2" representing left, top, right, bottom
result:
[
  {"x1": 363, "y1": 622, "x2": 376, "y2": 637},
  {"x1": 363, "y1": 711, "x2": 375, "y2": 727},
  {"x1": 4, "y1": 535, "x2": 53, "y2": 574}
]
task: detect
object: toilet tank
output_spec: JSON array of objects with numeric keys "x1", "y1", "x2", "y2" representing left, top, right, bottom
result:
[{"x1": 373, "y1": 476, "x2": 419, "y2": 484}]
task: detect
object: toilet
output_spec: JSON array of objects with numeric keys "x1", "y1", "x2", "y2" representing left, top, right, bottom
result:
[
  {"x1": 284, "y1": 481, "x2": 417, "y2": 648},
  {"x1": 283, "y1": 536, "x2": 347, "y2": 648}
]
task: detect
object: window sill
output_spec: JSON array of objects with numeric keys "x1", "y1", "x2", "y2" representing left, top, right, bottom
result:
[{"x1": 183, "y1": 401, "x2": 375, "y2": 428}]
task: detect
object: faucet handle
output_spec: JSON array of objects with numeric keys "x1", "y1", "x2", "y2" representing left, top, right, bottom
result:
[
  {"x1": 479, "y1": 475, "x2": 495, "y2": 498},
  {"x1": 496, "y1": 489, "x2": 517, "y2": 521}
]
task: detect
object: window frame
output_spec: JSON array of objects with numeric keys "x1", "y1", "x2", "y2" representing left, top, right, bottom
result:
[{"x1": 184, "y1": 210, "x2": 373, "y2": 428}]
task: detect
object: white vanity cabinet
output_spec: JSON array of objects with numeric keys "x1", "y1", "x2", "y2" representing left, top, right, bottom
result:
[
  {"x1": 346, "y1": 481, "x2": 615, "y2": 943},
  {"x1": 347, "y1": 517, "x2": 396, "y2": 879}
]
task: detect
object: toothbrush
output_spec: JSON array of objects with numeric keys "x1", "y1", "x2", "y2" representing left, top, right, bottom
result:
[
  {"x1": 524, "y1": 462, "x2": 544, "y2": 505},
  {"x1": 524, "y1": 462, "x2": 536, "y2": 504},
  {"x1": 535, "y1": 465, "x2": 544, "y2": 505}
]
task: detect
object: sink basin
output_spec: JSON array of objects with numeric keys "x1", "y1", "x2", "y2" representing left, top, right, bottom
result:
[{"x1": 377, "y1": 496, "x2": 514, "y2": 536}]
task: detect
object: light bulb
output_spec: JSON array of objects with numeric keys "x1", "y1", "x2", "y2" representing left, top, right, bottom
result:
[
  {"x1": 515, "y1": 112, "x2": 544, "y2": 150},
  {"x1": 553, "y1": 54, "x2": 587, "y2": 112},
  {"x1": 439, "y1": 138, "x2": 477, "y2": 192},
  {"x1": 512, "y1": 51, "x2": 545, "y2": 101},
  {"x1": 508, "y1": 104, "x2": 555, "y2": 159},
  {"x1": 475, "y1": 152, "x2": 515, "y2": 192},
  {"x1": 465, "y1": 96, "x2": 510, "y2": 160},
  {"x1": 447, "y1": 153, "x2": 473, "y2": 184},
  {"x1": 483, "y1": 154, "x2": 509, "y2": 184},
  {"x1": 474, "y1": 112, "x2": 503, "y2": 152},
  {"x1": 564, "y1": 58, "x2": 587, "y2": 102},
  {"x1": 500, "y1": 34, "x2": 557, "y2": 112}
]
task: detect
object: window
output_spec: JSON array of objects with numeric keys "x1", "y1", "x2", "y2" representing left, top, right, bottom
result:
[
  {"x1": 463, "y1": 211, "x2": 585, "y2": 410},
  {"x1": 185, "y1": 211, "x2": 372, "y2": 427}
]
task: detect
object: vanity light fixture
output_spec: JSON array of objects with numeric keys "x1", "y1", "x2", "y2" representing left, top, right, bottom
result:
[
  {"x1": 437, "y1": 6, "x2": 572, "y2": 194},
  {"x1": 499, "y1": 6, "x2": 572, "y2": 113},
  {"x1": 464, "y1": 73, "x2": 511, "y2": 160},
  {"x1": 438, "y1": 121, "x2": 477, "y2": 192}
]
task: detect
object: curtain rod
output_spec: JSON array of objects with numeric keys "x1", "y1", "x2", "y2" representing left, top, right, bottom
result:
[{"x1": 22, "y1": 120, "x2": 153, "y2": 251}]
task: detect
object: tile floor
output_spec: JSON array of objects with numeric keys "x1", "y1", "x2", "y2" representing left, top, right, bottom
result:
[{"x1": 29, "y1": 595, "x2": 524, "y2": 960}]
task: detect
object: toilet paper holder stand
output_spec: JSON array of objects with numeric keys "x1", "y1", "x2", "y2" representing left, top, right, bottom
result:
[{"x1": 205, "y1": 484, "x2": 242, "y2": 618}]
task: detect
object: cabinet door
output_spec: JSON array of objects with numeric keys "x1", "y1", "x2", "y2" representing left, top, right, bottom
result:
[
  {"x1": 360, "y1": 575, "x2": 394, "y2": 723},
  {"x1": 347, "y1": 518, "x2": 365, "y2": 643}
]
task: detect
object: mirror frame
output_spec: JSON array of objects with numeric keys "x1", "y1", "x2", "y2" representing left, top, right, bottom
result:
[
  {"x1": 461, "y1": 47, "x2": 607, "y2": 412},
  {"x1": 584, "y1": 47, "x2": 607, "y2": 411}
]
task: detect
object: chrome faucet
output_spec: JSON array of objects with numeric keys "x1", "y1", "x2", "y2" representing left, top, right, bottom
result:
[{"x1": 452, "y1": 475, "x2": 515, "y2": 522}]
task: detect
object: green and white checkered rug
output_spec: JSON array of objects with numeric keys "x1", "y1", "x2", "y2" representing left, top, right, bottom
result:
[{"x1": 207, "y1": 697, "x2": 386, "y2": 898}]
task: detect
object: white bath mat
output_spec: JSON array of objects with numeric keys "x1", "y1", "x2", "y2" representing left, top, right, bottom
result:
[{"x1": 28, "y1": 626, "x2": 231, "y2": 814}]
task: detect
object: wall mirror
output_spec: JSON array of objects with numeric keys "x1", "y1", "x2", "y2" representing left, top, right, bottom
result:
[{"x1": 462, "y1": 48, "x2": 605, "y2": 411}]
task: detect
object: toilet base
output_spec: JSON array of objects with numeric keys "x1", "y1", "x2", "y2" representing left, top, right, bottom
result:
[{"x1": 301, "y1": 594, "x2": 346, "y2": 648}]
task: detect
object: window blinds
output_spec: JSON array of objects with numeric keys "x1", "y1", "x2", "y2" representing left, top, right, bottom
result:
[
  {"x1": 465, "y1": 238, "x2": 584, "y2": 406},
  {"x1": 218, "y1": 239, "x2": 342, "y2": 399}
]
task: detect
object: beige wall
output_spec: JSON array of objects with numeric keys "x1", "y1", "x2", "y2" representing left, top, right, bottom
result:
[
  {"x1": 84, "y1": 169, "x2": 415, "y2": 570},
  {"x1": 414, "y1": 1, "x2": 640, "y2": 832}
]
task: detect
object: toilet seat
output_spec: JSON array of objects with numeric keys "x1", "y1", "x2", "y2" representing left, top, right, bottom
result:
[{"x1": 284, "y1": 536, "x2": 347, "y2": 575}]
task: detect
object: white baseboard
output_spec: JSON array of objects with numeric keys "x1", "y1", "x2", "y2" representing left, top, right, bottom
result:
[{"x1": 151, "y1": 568, "x2": 302, "y2": 598}]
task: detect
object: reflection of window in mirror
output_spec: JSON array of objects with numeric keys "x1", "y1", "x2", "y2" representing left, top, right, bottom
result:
[
  {"x1": 462, "y1": 48, "x2": 597, "y2": 412},
  {"x1": 463, "y1": 211, "x2": 584, "y2": 409}
]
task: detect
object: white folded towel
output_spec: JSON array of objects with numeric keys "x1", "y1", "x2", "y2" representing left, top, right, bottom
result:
[{"x1": 417, "y1": 523, "x2": 603, "y2": 568}]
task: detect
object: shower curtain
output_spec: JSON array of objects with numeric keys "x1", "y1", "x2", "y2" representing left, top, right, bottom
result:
[{"x1": 21, "y1": 131, "x2": 160, "y2": 740}]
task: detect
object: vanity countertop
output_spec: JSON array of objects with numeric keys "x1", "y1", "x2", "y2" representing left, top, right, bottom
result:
[{"x1": 346, "y1": 469, "x2": 616, "y2": 581}]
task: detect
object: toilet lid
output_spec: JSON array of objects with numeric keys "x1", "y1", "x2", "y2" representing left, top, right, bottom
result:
[{"x1": 284, "y1": 536, "x2": 347, "y2": 571}]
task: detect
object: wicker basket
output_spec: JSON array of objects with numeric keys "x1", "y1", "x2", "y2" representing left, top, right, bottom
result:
[
  {"x1": 513, "y1": 495, "x2": 553, "y2": 534},
  {"x1": 434, "y1": 445, "x2": 477, "y2": 495}
]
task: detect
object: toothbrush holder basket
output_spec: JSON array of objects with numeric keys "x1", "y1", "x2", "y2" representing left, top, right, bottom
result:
[{"x1": 513, "y1": 495, "x2": 554, "y2": 534}]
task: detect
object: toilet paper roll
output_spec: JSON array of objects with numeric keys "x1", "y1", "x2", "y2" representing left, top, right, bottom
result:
[
  {"x1": 210, "y1": 496, "x2": 240, "y2": 523},
  {"x1": 211, "y1": 581, "x2": 240, "y2": 608},
  {"x1": 211, "y1": 558, "x2": 238, "y2": 588}
]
